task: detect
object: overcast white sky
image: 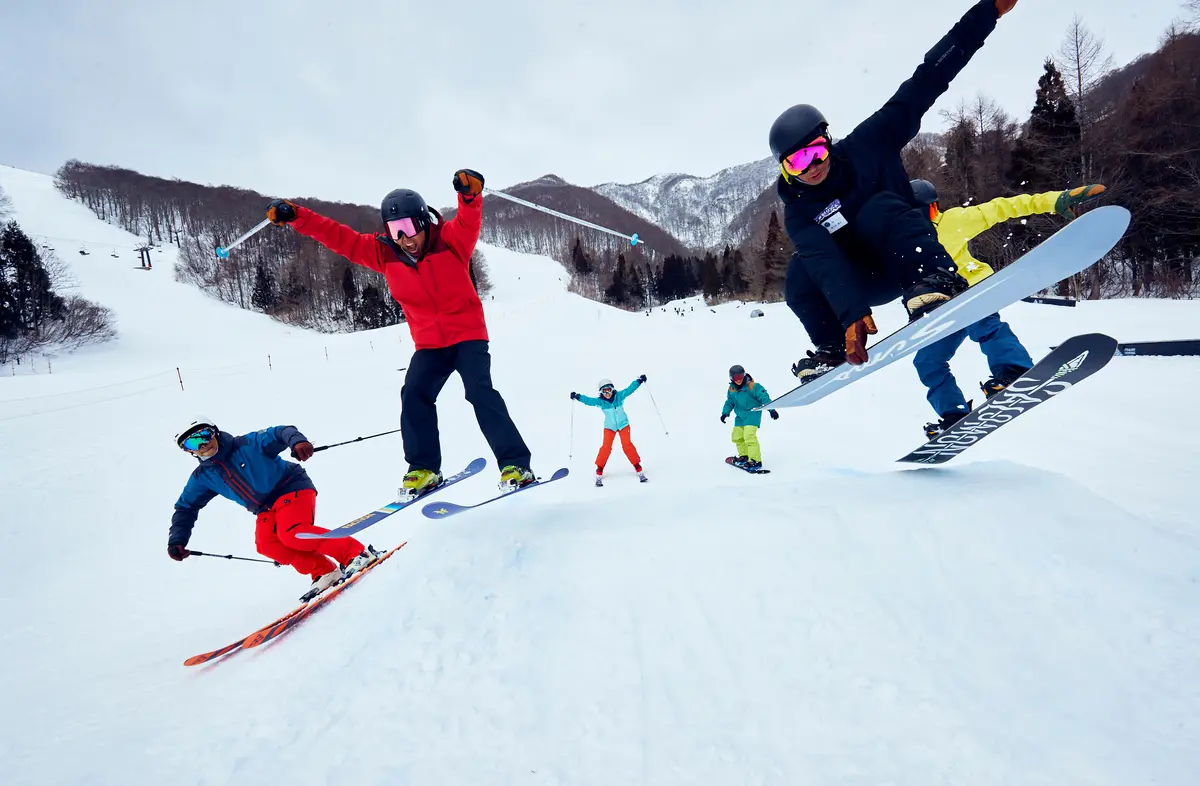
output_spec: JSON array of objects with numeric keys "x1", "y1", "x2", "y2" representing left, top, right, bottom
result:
[{"x1": 0, "y1": 0, "x2": 1190, "y2": 209}]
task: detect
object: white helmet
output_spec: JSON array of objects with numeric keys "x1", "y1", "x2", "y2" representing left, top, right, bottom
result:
[
  {"x1": 175, "y1": 416, "x2": 218, "y2": 449},
  {"x1": 597, "y1": 378, "x2": 614, "y2": 391}
]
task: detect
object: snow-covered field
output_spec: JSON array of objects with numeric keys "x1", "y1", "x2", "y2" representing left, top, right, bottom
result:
[{"x1": 2, "y1": 164, "x2": 1198, "y2": 785}]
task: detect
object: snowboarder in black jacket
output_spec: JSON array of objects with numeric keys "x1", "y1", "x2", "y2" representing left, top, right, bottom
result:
[{"x1": 769, "y1": 0, "x2": 1019, "y2": 383}]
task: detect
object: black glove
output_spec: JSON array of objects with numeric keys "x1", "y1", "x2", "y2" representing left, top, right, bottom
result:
[
  {"x1": 638, "y1": 374, "x2": 647, "y2": 383},
  {"x1": 167, "y1": 543, "x2": 190, "y2": 561},
  {"x1": 290, "y1": 441, "x2": 314, "y2": 461},
  {"x1": 266, "y1": 199, "x2": 297, "y2": 225},
  {"x1": 452, "y1": 169, "x2": 485, "y2": 201},
  {"x1": 720, "y1": 413, "x2": 729, "y2": 424},
  {"x1": 769, "y1": 410, "x2": 779, "y2": 420},
  {"x1": 570, "y1": 391, "x2": 579, "y2": 400}
]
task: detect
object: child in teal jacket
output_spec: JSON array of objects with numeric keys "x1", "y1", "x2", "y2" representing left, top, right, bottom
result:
[
  {"x1": 571, "y1": 375, "x2": 648, "y2": 485},
  {"x1": 720, "y1": 364, "x2": 779, "y2": 470}
]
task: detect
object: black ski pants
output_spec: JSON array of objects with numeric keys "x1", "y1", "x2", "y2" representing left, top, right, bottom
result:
[{"x1": 401, "y1": 340, "x2": 531, "y2": 474}]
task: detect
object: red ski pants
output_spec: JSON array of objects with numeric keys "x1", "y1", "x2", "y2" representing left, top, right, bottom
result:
[
  {"x1": 254, "y1": 490, "x2": 363, "y2": 580},
  {"x1": 596, "y1": 426, "x2": 641, "y2": 473}
]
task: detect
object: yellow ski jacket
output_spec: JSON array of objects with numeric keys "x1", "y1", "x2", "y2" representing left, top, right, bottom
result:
[{"x1": 933, "y1": 191, "x2": 1060, "y2": 286}]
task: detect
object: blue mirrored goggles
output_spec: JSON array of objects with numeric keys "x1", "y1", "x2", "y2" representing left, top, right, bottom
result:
[{"x1": 180, "y1": 426, "x2": 216, "y2": 452}]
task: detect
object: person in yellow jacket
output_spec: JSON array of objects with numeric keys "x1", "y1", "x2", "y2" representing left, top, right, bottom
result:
[{"x1": 909, "y1": 179, "x2": 1107, "y2": 438}]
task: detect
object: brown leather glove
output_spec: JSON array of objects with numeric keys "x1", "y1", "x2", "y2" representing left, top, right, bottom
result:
[
  {"x1": 995, "y1": 0, "x2": 1017, "y2": 17},
  {"x1": 845, "y1": 315, "x2": 878, "y2": 366},
  {"x1": 452, "y1": 169, "x2": 485, "y2": 201},
  {"x1": 267, "y1": 199, "x2": 297, "y2": 225},
  {"x1": 290, "y1": 441, "x2": 314, "y2": 461}
]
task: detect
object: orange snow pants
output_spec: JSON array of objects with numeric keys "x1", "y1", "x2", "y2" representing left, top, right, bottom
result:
[
  {"x1": 254, "y1": 490, "x2": 363, "y2": 580},
  {"x1": 596, "y1": 426, "x2": 641, "y2": 473}
]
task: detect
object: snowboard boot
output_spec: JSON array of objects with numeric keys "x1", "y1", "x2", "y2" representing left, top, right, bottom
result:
[
  {"x1": 400, "y1": 468, "x2": 442, "y2": 500},
  {"x1": 792, "y1": 345, "x2": 845, "y2": 384},
  {"x1": 732, "y1": 455, "x2": 750, "y2": 467},
  {"x1": 904, "y1": 268, "x2": 969, "y2": 321},
  {"x1": 499, "y1": 465, "x2": 536, "y2": 492},
  {"x1": 300, "y1": 566, "x2": 345, "y2": 602},
  {"x1": 744, "y1": 459, "x2": 763, "y2": 471},
  {"x1": 343, "y1": 544, "x2": 383, "y2": 577},
  {"x1": 923, "y1": 407, "x2": 972, "y2": 440},
  {"x1": 980, "y1": 365, "x2": 1031, "y2": 400}
]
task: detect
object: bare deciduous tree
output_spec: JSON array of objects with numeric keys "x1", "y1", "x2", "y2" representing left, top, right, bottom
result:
[{"x1": 1056, "y1": 15, "x2": 1115, "y2": 179}]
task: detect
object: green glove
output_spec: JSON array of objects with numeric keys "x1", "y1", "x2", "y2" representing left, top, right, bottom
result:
[{"x1": 1055, "y1": 184, "x2": 1106, "y2": 220}]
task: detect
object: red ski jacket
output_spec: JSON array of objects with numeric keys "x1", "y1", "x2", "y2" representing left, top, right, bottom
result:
[{"x1": 290, "y1": 194, "x2": 486, "y2": 349}]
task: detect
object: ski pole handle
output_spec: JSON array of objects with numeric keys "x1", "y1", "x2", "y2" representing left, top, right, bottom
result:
[{"x1": 215, "y1": 218, "x2": 272, "y2": 259}]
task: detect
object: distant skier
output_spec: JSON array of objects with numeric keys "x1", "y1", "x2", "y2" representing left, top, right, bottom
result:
[
  {"x1": 721, "y1": 365, "x2": 779, "y2": 471},
  {"x1": 168, "y1": 417, "x2": 381, "y2": 602},
  {"x1": 766, "y1": 0, "x2": 1020, "y2": 383},
  {"x1": 909, "y1": 179, "x2": 1108, "y2": 437},
  {"x1": 264, "y1": 170, "x2": 536, "y2": 494},
  {"x1": 570, "y1": 376, "x2": 649, "y2": 485}
]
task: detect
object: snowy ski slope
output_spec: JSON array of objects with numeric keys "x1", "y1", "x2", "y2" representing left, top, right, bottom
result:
[{"x1": 1, "y1": 165, "x2": 1198, "y2": 786}]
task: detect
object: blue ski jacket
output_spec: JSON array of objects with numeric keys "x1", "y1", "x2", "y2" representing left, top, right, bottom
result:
[
  {"x1": 575, "y1": 379, "x2": 643, "y2": 431},
  {"x1": 169, "y1": 426, "x2": 315, "y2": 547}
]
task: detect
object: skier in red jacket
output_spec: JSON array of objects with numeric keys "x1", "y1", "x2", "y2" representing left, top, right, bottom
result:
[{"x1": 265, "y1": 169, "x2": 535, "y2": 495}]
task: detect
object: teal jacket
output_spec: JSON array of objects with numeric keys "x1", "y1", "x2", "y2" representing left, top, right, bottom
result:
[
  {"x1": 577, "y1": 379, "x2": 642, "y2": 431},
  {"x1": 722, "y1": 375, "x2": 772, "y2": 428}
]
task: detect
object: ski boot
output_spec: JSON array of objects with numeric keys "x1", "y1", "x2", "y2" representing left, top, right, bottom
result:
[
  {"x1": 923, "y1": 406, "x2": 971, "y2": 440},
  {"x1": 499, "y1": 465, "x2": 536, "y2": 492},
  {"x1": 343, "y1": 544, "x2": 383, "y2": 577},
  {"x1": 595, "y1": 468, "x2": 604, "y2": 488},
  {"x1": 980, "y1": 365, "x2": 1031, "y2": 400},
  {"x1": 903, "y1": 268, "x2": 968, "y2": 321},
  {"x1": 300, "y1": 566, "x2": 345, "y2": 602},
  {"x1": 399, "y1": 468, "x2": 442, "y2": 501},
  {"x1": 792, "y1": 345, "x2": 845, "y2": 384}
]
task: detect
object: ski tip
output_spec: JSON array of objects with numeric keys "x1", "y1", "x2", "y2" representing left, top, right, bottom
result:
[
  {"x1": 466, "y1": 457, "x2": 487, "y2": 472},
  {"x1": 548, "y1": 467, "x2": 569, "y2": 481}
]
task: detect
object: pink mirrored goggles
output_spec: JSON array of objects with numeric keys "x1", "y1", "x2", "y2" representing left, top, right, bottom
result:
[
  {"x1": 386, "y1": 217, "x2": 421, "y2": 240},
  {"x1": 782, "y1": 137, "x2": 831, "y2": 177}
]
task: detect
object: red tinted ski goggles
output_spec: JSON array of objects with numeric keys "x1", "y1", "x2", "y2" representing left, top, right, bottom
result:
[
  {"x1": 781, "y1": 138, "x2": 831, "y2": 177},
  {"x1": 180, "y1": 426, "x2": 216, "y2": 452},
  {"x1": 731, "y1": 373, "x2": 745, "y2": 384},
  {"x1": 386, "y1": 217, "x2": 421, "y2": 240}
]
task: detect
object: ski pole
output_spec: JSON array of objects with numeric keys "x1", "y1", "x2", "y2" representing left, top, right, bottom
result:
[
  {"x1": 483, "y1": 188, "x2": 644, "y2": 248},
  {"x1": 645, "y1": 383, "x2": 670, "y2": 438},
  {"x1": 312, "y1": 428, "x2": 402, "y2": 453},
  {"x1": 569, "y1": 400, "x2": 575, "y2": 460},
  {"x1": 215, "y1": 218, "x2": 271, "y2": 259},
  {"x1": 188, "y1": 550, "x2": 281, "y2": 566}
]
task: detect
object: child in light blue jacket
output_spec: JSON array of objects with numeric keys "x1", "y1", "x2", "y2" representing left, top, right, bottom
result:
[{"x1": 571, "y1": 375, "x2": 648, "y2": 485}]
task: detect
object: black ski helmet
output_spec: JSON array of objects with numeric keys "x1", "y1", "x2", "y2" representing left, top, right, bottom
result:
[
  {"x1": 768, "y1": 104, "x2": 829, "y2": 162},
  {"x1": 729, "y1": 364, "x2": 745, "y2": 378},
  {"x1": 910, "y1": 179, "x2": 939, "y2": 207},
  {"x1": 380, "y1": 188, "x2": 430, "y2": 225}
]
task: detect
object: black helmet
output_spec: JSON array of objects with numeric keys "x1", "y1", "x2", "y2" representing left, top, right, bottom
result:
[
  {"x1": 910, "y1": 179, "x2": 939, "y2": 207},
  {"x1": 729, "y1": 364, "x2": 745, "y2": 378},
  {"x1": 380, "y1": 188, "x2": 429, "y2": 224},
  {"x1": 768, "y1": 104, "x2": 829, "y2": 162}
]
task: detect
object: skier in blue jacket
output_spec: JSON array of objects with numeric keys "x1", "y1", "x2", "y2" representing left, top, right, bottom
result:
[
  {"x1": 169, "y1": 416, "x2": 381, "y2": 602},
  {"x1": 571, "y1": 376, "x2": 648, "y2": 485}
]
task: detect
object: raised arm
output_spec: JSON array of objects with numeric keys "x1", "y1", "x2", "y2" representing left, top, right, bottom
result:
[
  {"x1": 246, "y1": 425, "x2": 309, "y2": 458},
  {"x1": 289, "y1": 205, "x2": 388, "y2": 275},
  {"x1": 440, "y1": 169, "x2": 486, "y2": 263},
  {"x1": 848, "y1": 0, "x2": 1007, "y2": 152}
]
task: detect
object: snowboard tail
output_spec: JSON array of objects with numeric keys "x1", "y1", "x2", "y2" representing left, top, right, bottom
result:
[{"x1": 897, "y1": 333, "x2": 1117, "y2": 465}]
